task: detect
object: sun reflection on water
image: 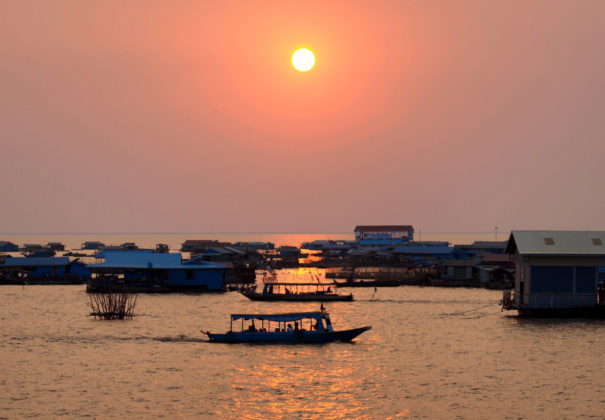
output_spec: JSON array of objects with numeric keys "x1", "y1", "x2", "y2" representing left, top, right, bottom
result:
[{"x1": 215, "y1": 345, "x2": 372, "y2": 419}]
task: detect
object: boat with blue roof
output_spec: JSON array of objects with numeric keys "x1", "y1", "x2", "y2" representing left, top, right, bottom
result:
[{"x1": 201, "y1": 311, "x2": 370, "y2": 343}]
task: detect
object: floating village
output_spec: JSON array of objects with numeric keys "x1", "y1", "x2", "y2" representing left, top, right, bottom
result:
[{"x1": 2, "y1": 225, "x2": 605, "y2": 325}]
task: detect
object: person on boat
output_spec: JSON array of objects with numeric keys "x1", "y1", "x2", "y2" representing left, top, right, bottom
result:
[
  {"x1": 313, "y1": 320, "x2": 319, "y2": 331},
  {"x1": 248, "y1": 321, "x2": 257, "y2": 332},
  {"x1": 320, "y1": 303, "x2": 325, "y2": 312},
  {"x1": 285, "y1": 287, "x2": 290, "y2": 294},
  {"x1": 287, "y1": 324, "x2": 293, "y2": 332},
  {"x1": 294, "y1": 322, "x2": 299, "y2": 332}
]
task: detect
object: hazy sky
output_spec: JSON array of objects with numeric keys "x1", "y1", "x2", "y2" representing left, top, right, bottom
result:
[{"x1": 2, "y1": 1, "x2": 604, "y2": 234}]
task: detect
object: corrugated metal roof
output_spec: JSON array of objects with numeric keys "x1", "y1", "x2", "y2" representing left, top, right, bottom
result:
[
  {"x1": 506, "y1": 230, "x2": 605, "y2": 256},
  {"x1": 1, "y1": 257, "x2": 70, "y2": 267}
]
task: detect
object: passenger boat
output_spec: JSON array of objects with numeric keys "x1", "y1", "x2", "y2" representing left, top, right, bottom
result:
[
  {"x1": 333, "y1": 278, "x2": 405, "y2": 287},
  {"x1": 201, "y1": 311, "x2": 371, "y2": 343},
  {"x1": 241, "y1": 282, "x2": 353, "y2": 301}
]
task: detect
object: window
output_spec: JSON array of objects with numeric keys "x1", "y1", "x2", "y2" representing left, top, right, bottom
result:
[
  {"x1": 543, "y1": 238, "x2": 555, "y2": 245},
  {"x1": 592, "y1": 238, "x2": 602, "y2": 246},
  {"x1": 531, "y1": 266, "x2": 573, "y2": 293}
]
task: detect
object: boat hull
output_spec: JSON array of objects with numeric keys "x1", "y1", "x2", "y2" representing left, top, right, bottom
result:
[
  {"x1": 241, "y1": 291, "x2": 353, "y2": 302},
  {"x1": 206, "y1": 326, "x2": 371, "y2": 343}
]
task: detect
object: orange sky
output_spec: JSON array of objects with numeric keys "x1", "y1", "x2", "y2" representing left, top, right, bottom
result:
[{"x1": 1, "y1": 1, "x2": 604, "y2": 233}]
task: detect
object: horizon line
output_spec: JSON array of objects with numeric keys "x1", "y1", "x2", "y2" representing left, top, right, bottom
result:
[{"x1": 0, "y1": 231, "x2": 509, "y2": 235}]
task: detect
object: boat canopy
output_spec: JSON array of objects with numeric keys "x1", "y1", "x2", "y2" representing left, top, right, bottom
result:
[{"x1": 231, "y1": 311, "x2": 325, "y2": 322}]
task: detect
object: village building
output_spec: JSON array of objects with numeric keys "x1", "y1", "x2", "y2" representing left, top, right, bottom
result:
[
  {"x1": 82, "y1": 241, "x2": 106, "y2": 250},
  {"x1": 0, "y1": 241, "x2": 19, "y2": 252},
  {"x1": 235, "y1": 242, "x2": 275, "y2": 250},
  {"x1": 354, "y1": 225, "x2": 414, "y2": 245},
  {"x1": 0, "y1": 257, "x2": 90, "y2": 283},
  {"x1": 502, "y1": 230, "x2": 605, "y2": 316},
  {"x1": 47, "y1": 242, "x2": 65, "y2": 251},
  {"x1": 88, "y1": 250, "x2": 226, "y2": 292},
  {"x1": 181, "y1": 239, "x2": 232, "y2": 253},
  {"x1": 393, "y1": 245, "x2": 458, "y2": 259},
  {"x1": 454, "y1": 241, "x2": 507, "y2": 256},
  {"x1": 441, "y1": 259, "x2": 481, "y2": 284}
]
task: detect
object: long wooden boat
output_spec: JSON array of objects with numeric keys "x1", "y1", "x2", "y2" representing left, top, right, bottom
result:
[
  {"x1": 202, "y1": 311, "x2": 371, "y2": 343},
  {"x1": 333, "y1": 278, "x2": 405, "y2": 288},
  {"x1": 241, "y1": 282, "x2": 353, "y2": 301}
]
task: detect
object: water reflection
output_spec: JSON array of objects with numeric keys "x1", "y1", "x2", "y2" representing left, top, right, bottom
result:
[{"x1": 220, "y1": 345, "x2": 371, "y2": 419}]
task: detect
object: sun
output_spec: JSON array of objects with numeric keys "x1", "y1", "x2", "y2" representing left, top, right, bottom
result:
[{"x1": 292, "y1": 48, "x2": 315, "y2": 72}]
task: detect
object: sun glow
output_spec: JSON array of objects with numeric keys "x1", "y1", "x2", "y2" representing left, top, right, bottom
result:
[{"x1": 292, "y1": 48, "x2": 315, "y2": 72}]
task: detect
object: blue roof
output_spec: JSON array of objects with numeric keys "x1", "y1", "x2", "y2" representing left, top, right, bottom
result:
[
  {"x1": 1, "y1": 257, "x2": 70, "y2": 267},
  {"x1": 89, "y1": 250, "x2": 225, "y2": 270},
  {"x1": 393, "y1": 246, "x2": 454, "y2": 255}
]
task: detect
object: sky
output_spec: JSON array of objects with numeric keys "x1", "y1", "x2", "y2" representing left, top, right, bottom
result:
[{"x1": 1, "y1": 1, "x2": 604, "y2": 234}]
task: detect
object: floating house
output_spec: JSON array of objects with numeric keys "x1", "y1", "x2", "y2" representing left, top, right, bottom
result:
[
  {"x1": 455, "y1": 241, "x2": 507, "y2": 256},
  {"x1": 442, "y1": 259, "x2": 480, "y2": 283},
  {"x1": 47, "y1": 242, "x2": 65, "y2": 251},
  {"x1": 0, "y1": 257, "x2": 90, "y2": 284},
  {"x1": 181, "y1": 239, "x2": 233, "y2": 253},
  {"x1": 477, "y1": 266, "x2": 513, "y2": 289},
  {"x1": 87, "y1": 250, "x2": 226, "y2": 293},
  {"x1": 354, "y1": 225, "x2": 414, "y2": 245},
  {"x1": 82, "y1": 241, "x2": 105, "y2": 250},
  {"x1": 393, "y1": 245, "x2": 459, "y2": 259},
  {"x1": 235, "y1": 242, "x2": 275, "y2": 250},
  {"x1": 278, "y1": 246, "x2": 302, "y2": 257},
  {"x1": 0, "y1": 241, "x2": 19, "y2": 252},
  {"x1": 23, "y1": 244, "x2": 55, "y2": 257},
  {"x1": 479, "y1": 253, "x2": 515, "y2": 269},
  {"x1": 24, "y1": 244, "x2": 43, "y2": 252},
  {"x1": 198, "y1": 247, "x2": 245, "y2": 263},
  {"x1": 502, "y1": 230, "x2": 605, "y2": 316}
]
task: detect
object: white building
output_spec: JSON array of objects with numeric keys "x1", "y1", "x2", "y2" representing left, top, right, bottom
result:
[{"x1": 354, "y1": 225, "x2": 414, "y2": 242}]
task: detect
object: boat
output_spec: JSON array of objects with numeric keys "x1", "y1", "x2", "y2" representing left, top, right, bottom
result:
[
  {"x1": 333, "y1": 278, "x2": 405, "y2": 287},
  {"x1": 201, "y1": 311, "x2": 371, "y2": 343},
  {"x1": 333, "y1": 267, "x2": 405, "y2": 288},
  {"x1": 241, "y1": 282, "x2": 353, "y2": 301}
]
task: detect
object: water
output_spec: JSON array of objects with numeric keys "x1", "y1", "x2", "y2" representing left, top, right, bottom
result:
[{"x1": 2, "y1": 281, "x2": 604, "y2": 419}]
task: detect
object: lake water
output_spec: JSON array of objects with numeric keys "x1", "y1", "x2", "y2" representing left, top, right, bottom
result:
[{"x1": 2, "y1": 278, "x2": 604, "y2": 419}]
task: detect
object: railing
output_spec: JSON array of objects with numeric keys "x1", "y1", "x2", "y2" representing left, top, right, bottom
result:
[{"x1": 528, "y1": 293, "x2": 596, "y2": 308}]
